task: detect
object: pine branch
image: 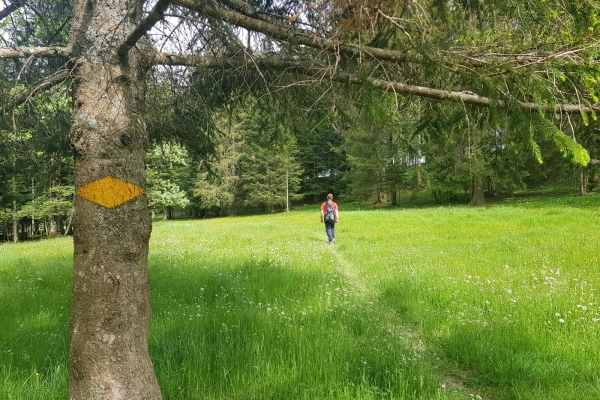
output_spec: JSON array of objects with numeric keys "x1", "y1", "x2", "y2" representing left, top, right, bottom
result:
[
  {"x1": 117, "y1": 0, "x2": 173, "y2": 57},
  {"x1": 152, "y1": 52, "x2": 600, "y2": 115},
  {"x1": 0, "y1": 0, "x2": 27, "y2": 22},
  {"x1": 173, "y1": 0, "x2": 416, "y2": 64},
  {"x1": 1, "y1": 69, "x2": 70, "y2": 114},
  {"x1": 0, "y1": 45, "x2": 71, "y2": 58},
  {"x1": 173, "y1": 0, "x2": 600, "y2": 72}
]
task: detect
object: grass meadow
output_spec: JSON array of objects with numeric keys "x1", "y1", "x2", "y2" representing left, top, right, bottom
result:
[{"x1": 1, "y1": 194, "x2": 599, "y2": 399}]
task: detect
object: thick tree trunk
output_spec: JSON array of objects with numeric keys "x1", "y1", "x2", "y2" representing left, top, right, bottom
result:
[
  {"x1": 68, "y1": 1, "x2": 161, "y2": 399},
  {"x1": 468, "y1": 176, "x2": 486, "y2": 206}
]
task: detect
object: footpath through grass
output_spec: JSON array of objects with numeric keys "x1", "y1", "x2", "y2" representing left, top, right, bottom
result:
[{"x1": 1, "y1": 194, "x2": 599, "y2": 399}]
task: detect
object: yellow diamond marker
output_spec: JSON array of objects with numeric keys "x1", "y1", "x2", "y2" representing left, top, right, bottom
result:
[{"x1": 77, "y1": 176, "x2": 144, "y2": 208}]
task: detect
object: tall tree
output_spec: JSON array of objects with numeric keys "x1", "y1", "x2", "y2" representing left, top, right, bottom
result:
[
  {"x1": 239, "y1": 99, "x2": 303, "y2": 212},
  {"x1": 3, "y1": 0, "x2": 600, "y2": 397},
  {"x1": 193, "y1": 106, "x2": 245, "y2": 216},
  {"x1": 296, "y1": 121, "x2": 348, "y2": 202},
  {"x1": 344, "y1": 90, "x2": 406, "y2": 203}
]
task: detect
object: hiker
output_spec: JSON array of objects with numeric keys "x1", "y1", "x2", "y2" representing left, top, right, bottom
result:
[{"x1": 320, "y1": 193, "x2": 339, "y2": 244}]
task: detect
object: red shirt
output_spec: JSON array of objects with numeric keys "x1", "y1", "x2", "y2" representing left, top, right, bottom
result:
[{"x1": 321, "y1": 200, "x2": 338, "y2": 212}]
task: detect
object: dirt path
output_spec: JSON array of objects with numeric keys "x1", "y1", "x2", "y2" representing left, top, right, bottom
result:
[{"x1": 315, "y1": 231, "x2": 489, "y2": 400}]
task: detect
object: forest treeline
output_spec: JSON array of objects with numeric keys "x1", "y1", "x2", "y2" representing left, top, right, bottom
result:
[
  {"x1": 2, "y1": 74, "x2": 599, "y2": 243},
  {"x1": 2, "y1": 0, "x2": 600, "y2": 243}
]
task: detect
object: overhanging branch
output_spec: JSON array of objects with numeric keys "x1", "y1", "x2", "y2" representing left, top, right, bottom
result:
[
  {"x1": 0, "y1": 45, "x2": 71, "y2": 59},
  {"x1": 173, "y1": 0, "x2": 598, "y2": 71},
  {"x1": 117, "y1": 0, "x2": 173, "y2": 57},
  {"x1": 153, "y1": 52, "x2": 600, "y2": 114},
  {"x1": 173, "y1": 0, "x2": 596, "y2": 73},
  {"x1": 0, "y1": 0, "x2": 27, "y2": 22},
  {"x1": 173, "y1": 0, "x2": 416, "y2": 64}
]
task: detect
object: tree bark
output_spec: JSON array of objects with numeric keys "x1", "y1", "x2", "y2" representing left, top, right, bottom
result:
[
  {"x1": 417, "y1": 134, "x2": 423, "y2": 187},
  {"x1": 48, "y1": 217, "x2": 59, "y2": 237},
  {"x1": 68, "y1": 0, "x2": 161, "y2": 399},
  {"x1": 468, "y1": 176, "x2": 486, "y2": 206},
  {"x1": 286, "y1": 169, "x2": 289, "y2": 212},
  {"x1": 580, "y1": 166, "x2": 587, "y2": 196},
  {"x1": 12, "y1": 200, "x2": 18, "y2": 244},
  {"x1": 390, "y1": 185, "x2": 397, "y2": 206}
]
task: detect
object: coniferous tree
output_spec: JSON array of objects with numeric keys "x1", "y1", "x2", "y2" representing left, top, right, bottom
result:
[
  {"x1": 239, "y1": 101, "x2": 303, "y2": 212},
  {"x1": 344, "y1": 91, "x2": 405, "y2": 203},
  {"x1": 193, "y1": 106, "x2": 245, "y2": 216},
  {"x1": 296, "y1": 123, "x2": 348, "y2": 203}
]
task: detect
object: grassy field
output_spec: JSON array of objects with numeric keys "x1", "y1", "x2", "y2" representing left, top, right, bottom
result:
[{"x1": 1, "y1": 194, "x2": 599, "y2": 399}]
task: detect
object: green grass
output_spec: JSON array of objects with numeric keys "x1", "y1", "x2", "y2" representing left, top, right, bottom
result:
[
  {"x1": 0, "y1": 238, "x2": 71, "y2": 399},
  {"x1": 1, "y1": 194, "x2": 599, "y2": 399}
]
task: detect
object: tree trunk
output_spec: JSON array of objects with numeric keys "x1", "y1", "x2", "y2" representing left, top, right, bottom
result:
[
  {"x1": 416, "y1": 133, "x2": 423, "y2": 187},
  {"x1": 68, "y1": 1, "x2": 161, "y2": 398},
  {"x1": 48, "y1": 217, "x2": 59, "y2": 237},
  {"x1": 64, "y1": 211, "x2": 74, "y2": 237},
  {"x1": 390, "y1": 185, "x2": 397, "y2": 206},
  {"x1": 468, "y1": 176, "x2": 486, "y2": 206},
  {"x1": 31, "y1": 179, "x2": 35, "y2": 236},
  {"x1": 580, "y1": 166, "x2": 587, "y2": 196},
  {"x1": 20, "y1": 219, "x2": 27, "y2": 241},
  {"x1": 12, "y1": 200, "x2": 18, "y2": 244},
  {"x1": 58, "y1": 216, "x2": 65, "y2": 235}
]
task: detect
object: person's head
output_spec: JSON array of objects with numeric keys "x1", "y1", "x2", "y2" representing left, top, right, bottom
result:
[{"x1": 327, "y1": 193, "x2": 333, "y2": 200}]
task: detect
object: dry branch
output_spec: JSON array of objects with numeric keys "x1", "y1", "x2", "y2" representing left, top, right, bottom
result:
[
  {"x1": 153, "y1": 52, "x2": 600, "y2": 114},
  {"x1": 2, "y1": 69, "x2": 70, "y2": 114},
  {"x1": 172, "y1": 0, "x2": 598, "y2": 71},
  {"x1": 117, "y1": 0, "x2": 173, "y2": 57},
  {"x1": 286, "y1": 0, "x2": 328, "y2": 24},
  {"x1": 0, "y1": 45, "x2": 71, "y2": 58},
  {"x1": 0, "y1": 0, "x2": 26, "y2": 22},
  {"x1": 173, "y1": 0, "x2": 417, "y2": 64},
  {"x1": 1, "y1": 43, "x2": 598, "y2": 115}
]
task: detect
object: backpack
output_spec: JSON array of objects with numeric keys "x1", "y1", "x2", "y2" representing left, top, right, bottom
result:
[{"x1": 324, "y1": 202, "x2": 335, "y2": 222}]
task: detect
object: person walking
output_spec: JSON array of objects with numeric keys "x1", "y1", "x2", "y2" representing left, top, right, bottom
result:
[{"x1": 320, "y1": 193, "x2": 339, "y2": 244}]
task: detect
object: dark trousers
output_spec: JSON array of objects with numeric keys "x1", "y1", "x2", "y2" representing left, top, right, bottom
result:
[{"x1": 324, "y1": 221, "x2": 335, "y2": 243}]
